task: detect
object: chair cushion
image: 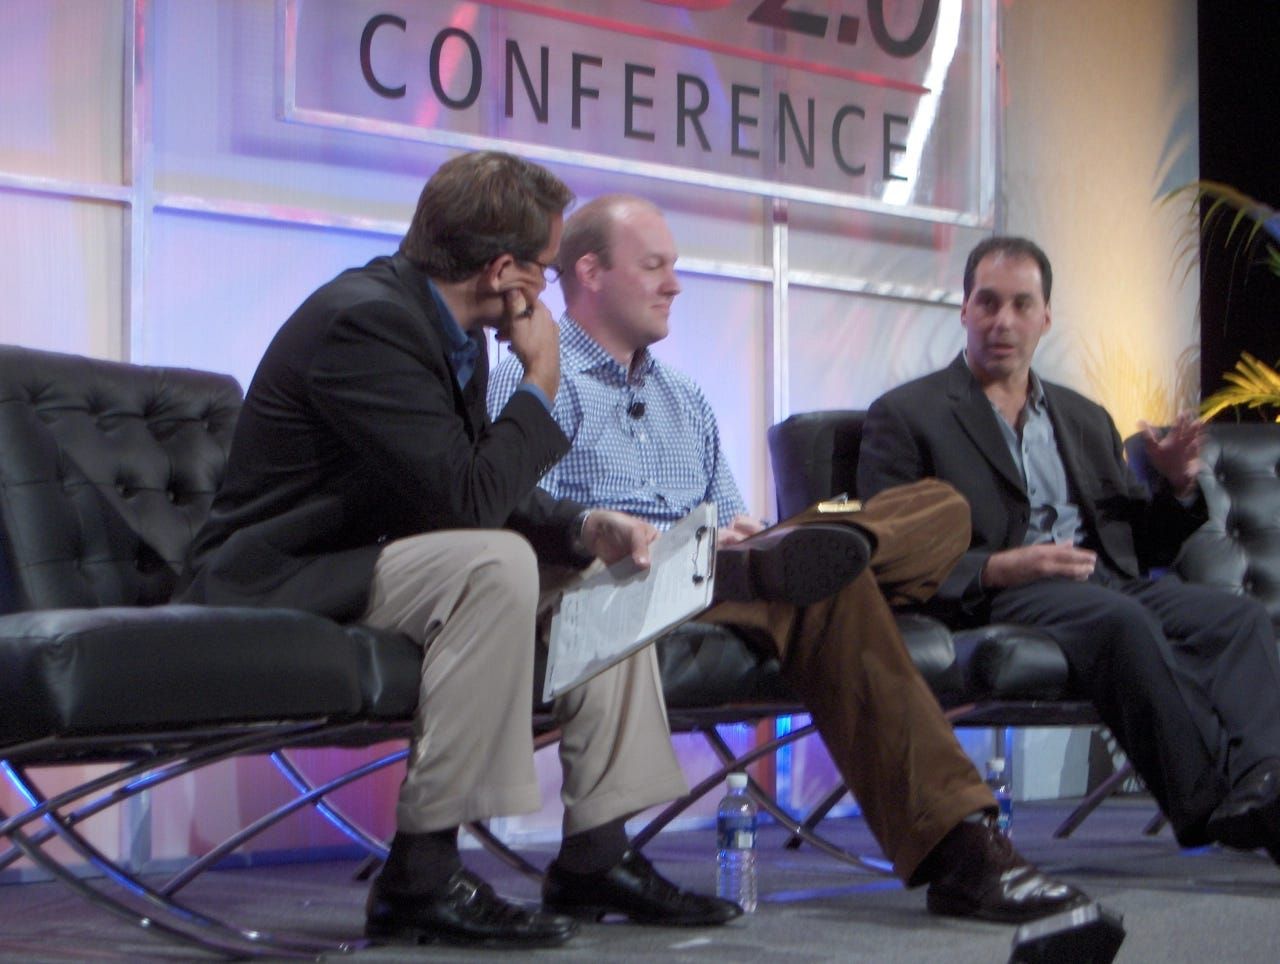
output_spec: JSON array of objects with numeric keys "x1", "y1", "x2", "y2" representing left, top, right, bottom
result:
[
  {"x1": 345, "y1": 622, "x2": 424, "y2": 720},
  {"x1": 951, "y1": 623, "x2": 1072, "y2": 700},
  {"x1": 896, "y1": 612, "x2": 964, "y2": 702},
  {"x1": 0, "y1": 605, "x2": 366, "y2": 745},
  {"x1": 657, "y1": 622, "x2": 793, "y2": 708},
  {"x1": 656, "y1": 612, "x2": 962, "y2": 710}
]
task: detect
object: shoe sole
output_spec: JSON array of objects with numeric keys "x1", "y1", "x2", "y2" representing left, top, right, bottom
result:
[
  {"x1": 365, "y1": 920, "x2": 576, "y2": 948},
  {"x1": 543, "y1": 902, "x2": 740, "y2": 926},
  {"x1": 1209, "y1": 811, "x2": 1280, "y2": 852},
  {"x1": 1008, "y1": 902, "x2": 1126, "y2": 960},
  {"x1": 926, "y1": 891, "x2": 1090, "y2": 925},
  {"x1": 1208, "y1": 813, "x2": 1261, "y2": 851},
  {"x1": 1208, "y1": 793, "x2": 1280, "y2": 852},
  {"x1": 715, "y1": 526, "x2": 869, "y2": 608}
]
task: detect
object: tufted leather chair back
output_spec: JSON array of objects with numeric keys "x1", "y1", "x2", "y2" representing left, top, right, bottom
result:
[
  {"x1": 1129, "y1": 424, "x2": 1280, "y2": 627},
  {"x1": 0, "y1": 346, "x2": 241, "y2": 612},
  {"x1": 766, "y1": 410, "x2": 867, "y2": 518}
]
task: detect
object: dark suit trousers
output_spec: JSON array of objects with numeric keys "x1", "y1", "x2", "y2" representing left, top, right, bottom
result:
[
  {"x1": 702, "y1": 479, "x2": 995, "y2": 883},
  {"x1": 989, "y1": 568, "x2": 1280, "y2": 844}
]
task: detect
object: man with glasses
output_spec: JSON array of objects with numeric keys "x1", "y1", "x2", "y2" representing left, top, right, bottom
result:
[{"x1": 183, "y1": 154, "x2": 748, "y2": 949}]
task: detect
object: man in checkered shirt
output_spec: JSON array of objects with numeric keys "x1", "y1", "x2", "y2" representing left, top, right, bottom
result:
[{"x1": 489, "y1": 195, "x2": 1089, "y2": 925}]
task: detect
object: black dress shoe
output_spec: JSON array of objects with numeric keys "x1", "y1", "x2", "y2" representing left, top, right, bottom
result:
[
  {"x1": 1206, "y1": 758, "x2": 1280, "y2": 853},
  {"x1": 365, "y1": 867, "x2": 578, "y2": 947},
  {"x1": 713, "y1": 523, "x2": 870, "y2": 608},
  {"x1": 543, "y1": 850, "x2": 742, "y2": 925},
  {"x1": 924, "y1": 820, "x2": 1090, "y2": 924}
]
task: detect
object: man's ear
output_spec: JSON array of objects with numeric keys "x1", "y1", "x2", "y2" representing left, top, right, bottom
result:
[
  {"x1": 576, "y1": 252, "x2": 603, "y2": 292},
  {"x1": 1043, "y1": 300, "x2": 1052, "y2": 333},
  {"x1": 480, "y1": 253, "x2": 518, "y2": 295}
]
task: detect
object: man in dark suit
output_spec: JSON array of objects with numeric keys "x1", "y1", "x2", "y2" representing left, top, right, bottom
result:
[
  {"x1": 183, "y1": 152, "x2": 743, "y2": 948},
  {"x1": 859, "y1": 235, "x2": 1280, "y2": 861}
]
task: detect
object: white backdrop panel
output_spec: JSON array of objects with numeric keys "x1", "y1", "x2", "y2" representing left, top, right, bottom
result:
[
  {"x1": 786, "y1": 288, "x2": 963, "y2": 415},
  {"x1": 789, "y1": 201, "x2": 985, "y2": 294},
  {"x1": 139, "y1": 213, "x2": 393, "y2": 388},
  {"x1": 0, "y1": 194, "x2": 123, "y2": 358},
  {"x1": 0, "y1": 0, "x2": 124, "y2": 184},
  {"x1": 652, "y1": 276, "x2": 768, "y2": 520}
]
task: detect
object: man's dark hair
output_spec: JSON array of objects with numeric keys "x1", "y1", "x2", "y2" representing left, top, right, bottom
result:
[
  {"x1": 399, "y1": 151, "x2": 574, "y2": 280},
  {"x1": 963, "y1": 236, "x2": 1053, "y2": 302}
]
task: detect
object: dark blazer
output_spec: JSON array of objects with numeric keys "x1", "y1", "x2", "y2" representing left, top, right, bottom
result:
[
  {"x1": 183, "y1": 253, "x2": 583, "y2": 622},
  {"x1": 857, "y1": 353, "x2": 1205, "y2": 620}
]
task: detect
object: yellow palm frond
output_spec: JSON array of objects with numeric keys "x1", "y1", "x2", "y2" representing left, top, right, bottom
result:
[
  {"x1": 1206, "y1": 353, "x2": 1280, "y2": 400},
  {"x1": 1201, "y1": 353, "x2": 1280, "y2": 421},
  {"x1": 1169, "y1": 181, "x2": 1280, "y2": 423}
]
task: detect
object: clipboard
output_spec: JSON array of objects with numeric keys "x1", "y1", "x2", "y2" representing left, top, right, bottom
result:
[{"x1": 543, "y1": 502, "x2": 717, "y2": 701}]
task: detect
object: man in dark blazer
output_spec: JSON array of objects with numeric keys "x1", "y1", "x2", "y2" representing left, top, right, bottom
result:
[
  {"x1": 859, "y1": 235, "x2": 1280, "y2": 861},
  {"x1": 183, "y1": 152, "x2": 741, "y2": 948}
]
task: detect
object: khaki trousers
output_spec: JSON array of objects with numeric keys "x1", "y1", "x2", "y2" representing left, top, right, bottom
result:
[
  {"x1": 701, "y1": 479, "x2": 995, "y2": 883},
  {"x1": 361, "y1": 529, "x2": 686, "y2": 837}
]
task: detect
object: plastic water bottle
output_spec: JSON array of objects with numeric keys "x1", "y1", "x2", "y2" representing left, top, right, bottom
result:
[
  {"x1": 986, "y1": 757, "x2": 1013, "y2": 838},
  {"x1": 716, "y1": 772, "x2": 758, "y2": 913}
]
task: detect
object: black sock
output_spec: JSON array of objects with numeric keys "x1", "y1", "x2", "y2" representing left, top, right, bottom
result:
[
  {"x1": 556, "y1": 816, "x2": 629, "y2": 874},
  {"x1": 907, "y1": 811, "x2": 993, "y2": 887},
  {"x1": 379, "y1": 827, "x2": 462, "y2": 895}
]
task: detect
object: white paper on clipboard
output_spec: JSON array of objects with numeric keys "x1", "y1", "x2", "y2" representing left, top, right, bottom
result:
[{"x1": 543, "y1": 503, "x2": 717, "y2": 702}]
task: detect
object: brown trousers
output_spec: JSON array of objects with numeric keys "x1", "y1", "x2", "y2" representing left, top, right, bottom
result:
[{"x1": 701, "y1": 479, "x2": 994, "y2": 883}]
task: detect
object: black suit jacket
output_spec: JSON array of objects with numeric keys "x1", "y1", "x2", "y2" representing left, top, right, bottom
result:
[
  {"x1": 857, "y1": 353, "x2": 1205, "y2": 620},
  {"x1": 183, "y1": 253, "x2": 583, "y2": 622}
]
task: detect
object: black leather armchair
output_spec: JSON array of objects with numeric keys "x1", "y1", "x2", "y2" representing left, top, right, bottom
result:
[
  {"x1": 0, "y1": 346, "x2": 427, "y2": 957},
  {"x1": 767, "y1": 411, "x2": 1122, "y2": 839},
  {"x1": 767, "y1": 410, "x2": 1097, "y2": 717},
  {"x1": 1130, "y1": 423, "x2": 1280, "y2": 626}
]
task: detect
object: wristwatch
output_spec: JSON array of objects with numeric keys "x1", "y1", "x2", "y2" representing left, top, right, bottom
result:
[{"x1": 570, "y1": 508, "x2": 594, "y2": 556}]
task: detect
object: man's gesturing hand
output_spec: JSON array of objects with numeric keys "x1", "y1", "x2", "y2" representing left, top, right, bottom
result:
[{"x1": 1139, "y1": 412, "x2": 1204, "y2": 499}]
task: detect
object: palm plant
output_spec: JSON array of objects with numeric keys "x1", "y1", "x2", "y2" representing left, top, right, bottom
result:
[
  {"x1": 1172, "y1": 181, "x2": 1280, "y2": 420},
  {"x1": 1200, "y1": 351, "x2": 1280, "y2": 422}
]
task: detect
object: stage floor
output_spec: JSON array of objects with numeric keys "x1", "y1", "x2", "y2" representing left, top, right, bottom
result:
[{"x1": 2, "y1": 795, "x2": 1278, "y2": 962}]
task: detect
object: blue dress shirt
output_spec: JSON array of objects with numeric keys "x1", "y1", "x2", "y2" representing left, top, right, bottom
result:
[
  {"x1": 487, "y1": 316, "x2": 746, "y2": 528},
  {"x1": 989, "y1": 372, "x2": 1083, "y2": 546}
]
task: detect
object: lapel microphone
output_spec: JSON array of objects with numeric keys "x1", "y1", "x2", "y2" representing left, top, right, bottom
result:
[{"x1": 627, "y1": 401, "x2": 646, "y2": 419}]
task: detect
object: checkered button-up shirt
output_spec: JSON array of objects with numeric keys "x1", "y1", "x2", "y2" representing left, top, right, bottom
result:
[{"x1": 487, "y1": 316, "x2": 746, "y2": 529}]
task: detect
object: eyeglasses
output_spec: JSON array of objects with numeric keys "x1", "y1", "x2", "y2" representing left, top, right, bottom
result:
[{"x1": 526, "y1": 259, "x2": 562, "y2": 284}]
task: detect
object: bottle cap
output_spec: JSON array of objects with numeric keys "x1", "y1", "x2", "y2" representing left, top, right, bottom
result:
[
  {"x1": 987, "y1": 757, "x2": 1006, "y2": 773},
  {"x1": 727, "y1": 772, "x2": 748, "y2": 790}
]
